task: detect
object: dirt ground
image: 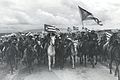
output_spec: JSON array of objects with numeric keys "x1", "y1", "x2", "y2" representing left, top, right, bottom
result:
[{"x1": 1, "y1": 62, "x2": 118, "y2": 80}]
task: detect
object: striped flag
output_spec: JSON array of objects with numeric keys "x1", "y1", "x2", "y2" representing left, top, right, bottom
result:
[
  {"x1": 44, "y1": 24, "x2": 57, "y2": 32},
  {"x1": 73, "y1": 26, "x2": 79, "y2": 31},
  {"x1": 55, "y1": 28, "x2": 60, "y2": 31},
  {"x1": 105, "y1": 32, "x2": 112, "y2": 40},
  {"x1": 78, "y1": 6, "x2": 103, "y2": 26}
]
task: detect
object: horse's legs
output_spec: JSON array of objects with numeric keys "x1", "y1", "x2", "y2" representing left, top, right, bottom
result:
[
  {"x1": 71, "y1": 55, "x2": 75, "y2": 69},
  {"x1": 114, "y1": 62, "x2": 120, "y2": 80},
  {"x1": 75, "y1": 55, "x2": 77, "y2": 63},
  {"x1": 52, "y1": 56, "x2": 55, "y2": 67},
  {"x1": 9, "y1": 60, "x2": 13, "y2": 74},
  {"x1": 15, "y1": 58, "x2": 18, "y2": 70},
  {"x1": 79, "y1": 56, "x2": 83, "y2": 64},
  {"x1": 0, "y1": 52, "x2": 3, "y2": 64},
  {"x1": 109, "y1": 59, "x2": 113, "y2": 74},
  {"x1": 84, "y1": 54, "x2": 87, "y2": 67},
  {"x1": 118, "y1": 64, "x2": 120, "y2": 80},
  {"x1": 95, "y1": 55, "x2": 97, "y2": 65},
  {"x1": 48, "y1": 56, "x2": 51, "y2": 71},
  {"x1": 115, "y1": 61, "x2": 119, "y2": 76},
  {"x1": 90, "y1": 55, "x2": 95, "y2": 68}
]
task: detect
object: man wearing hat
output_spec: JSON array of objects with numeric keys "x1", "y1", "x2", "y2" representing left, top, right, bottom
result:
[
  {"x1": 80, "y1": 30, "x2": 88, "y2": 42},
  {"x1": 88, "y1": 30, "x2": 98, "y2": 43},
  {"x1": 109, "y1": 32, "x2": 119, "y2": 46}
]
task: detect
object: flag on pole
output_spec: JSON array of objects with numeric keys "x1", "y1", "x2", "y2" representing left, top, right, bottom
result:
[
  {"x1": 73, "y1": 26, "x2": 79, "y2": 31},
  {"x1": 105, "y1": 32, "x2": 112, "y2": 40},
  {"x1": 44, "y1": 24, "x2": 57, "y2": 32},
  {"x1": 78, "y1": 6, "x2": 93, "y2": 21},
  {"x1": 55, "y1": 28, "x2": 60, "y2": 32},
  {"x1": 89, "y1": 17, "x2": 103, "y2": 26},
  {"x1": 78, "y1": 6, "x2": 103, "y2": 26}
]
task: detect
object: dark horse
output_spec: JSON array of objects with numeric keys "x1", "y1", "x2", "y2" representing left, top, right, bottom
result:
[
  {"x1": 77, "y1": 39, "x2": 98, "y2": 67},
  {"x1": 34, "y1": 40, "x2": 43, "y2": 64},
  {"x1": 108, "y1": 39, "x2": 120, "y2": 80},
  {"x1": 64, "y1": 38, "x2": 77, "y2": 69},
  {"x1": 6, "y1": 42, "x2": 18, "y2": 74},
  {"x1": 22, "y1": 44, "x2": 37, "y2": 73},
  {"x1": 88, "y1": 40, "x2": 98, "y2": 68},
  {"x1": 77, "y1": 40, "x2": 89, "y2": 66},
  {"x1": 98, "y1": 40, "x2": 108, "y2": 62},
  {"x1": 55, "y1": 37, "x2": 65, "y2": 69}
]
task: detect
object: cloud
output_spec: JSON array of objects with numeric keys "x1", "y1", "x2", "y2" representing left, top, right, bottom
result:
[{"x1": 0, "y1": 0, "x2": 120, "y2": 32}]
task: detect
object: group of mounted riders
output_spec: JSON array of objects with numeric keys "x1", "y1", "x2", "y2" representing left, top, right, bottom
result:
[{"x1": 0, "y1": 30, "x2": 120, "y2": 79}]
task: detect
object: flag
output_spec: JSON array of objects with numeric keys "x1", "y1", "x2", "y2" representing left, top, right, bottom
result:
[
  {"x1": 55, "y1": 28, "x2": 60, "y2": 31},
  {"x1": 89, "y1": 17, "x2": 103, "y2": 26},
  {"x1": 73, "y1": 26, "x2": 79, "y2": 31},
  {"x1": 105, "y1": 32, "x2": 112, "y2": 40},
  {"x1": 78, "y1": 6, "x2": 103, "y2": 26},
  {"x1": 44, "y1": 24, "x2": 56, "y2": 32},
  {"x1": 78, "y1": 6, "x2": 93, "y2": 21}
]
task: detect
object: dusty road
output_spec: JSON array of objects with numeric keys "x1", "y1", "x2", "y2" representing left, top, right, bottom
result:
[
  {"x1": 2, "y1": 62, "x2": 118, "y2": 80},
  {"x1": 0, "y1": 64, "x2": 9, "y2": 80}
]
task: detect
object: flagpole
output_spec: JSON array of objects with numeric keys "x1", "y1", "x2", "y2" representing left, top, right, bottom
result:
[
  {"x1": 81, "y1": 20, "x2": 84, "y2": 29},
  {"x1": 80, "y1": 11, "x2": 84, "y2": 30},
  {"x1": 78, "y1": 6, "x2": 84, "y2": 30}
]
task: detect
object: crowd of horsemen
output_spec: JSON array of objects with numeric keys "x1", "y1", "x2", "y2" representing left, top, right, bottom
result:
[{"x1": 0, "y1": 29, "x2": 120, "y2": 74}]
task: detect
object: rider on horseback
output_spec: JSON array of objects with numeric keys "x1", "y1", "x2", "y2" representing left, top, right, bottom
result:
[
  {"x1": 109, "y1": 32, "x2": 119, "y2": 46},
  {"x1": 100, "y1": 33, "x2": 107, "y2": 45},
  {"x1": 88, "y1": 30, "x2": 98, "y2": 42},
  {"x1": 80, "y1": 30, "x2": 88, "y2": 42}
]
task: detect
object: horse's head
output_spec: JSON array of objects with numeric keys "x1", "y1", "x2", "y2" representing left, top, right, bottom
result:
[
  {"x1": 113, "y1": 39, "x2": 119, "y2": 46},
  {"x1": 37, "y1": 41, "x2": 41, "y2": 45},
  {"x1": 50, "y1": 36, "x2": 56, "y2": 46}
]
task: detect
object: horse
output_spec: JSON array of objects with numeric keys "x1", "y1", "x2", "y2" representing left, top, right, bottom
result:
[
  {"x1": 87, "y1": 40, "x2": 98, "y2": 68},
  {"x1": 5, "y1": 42, "x2": 18, "y2": 74},
  {"x1": 47, "y1": 34, "x2": 56, "y2": 71},
  {"x1": 102, "y1": 41, "x2": 110, "y2": 62},
  {"x1": 77, "y1": 40, "x2": 89, "y2": 66},
  {"x1": 64, "y1": 38, "x2": 77, "y2": 69},
  {"x1": 108, "y1": 39, "x2": 120, "y2": 80},
  {"x1": 0, "y1": 43, "x2": 4, "y2": 64},
  {"x1": 97, "y1": 35, "x2": 107, "y2": 62},
  {"x1": 18, "y1": 37, "x2": 25, "y2": 59},
  {"x1": 22, "y1": 44, "x2": 37, "y2": 73},
  {"x1": 97, "y1": 40, "x2": 108, "y2": 62},
  {"x1": 55, "y1": 37, "x2": 65, "y2": 69},
  {"x1": 72, "y1": 40, "x2": 78, "y2": 68},
  {"x1": 34, "y1": 40, "x2": 43, "y2": 64}
]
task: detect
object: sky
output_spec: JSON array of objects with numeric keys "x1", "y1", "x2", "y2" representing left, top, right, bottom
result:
[{"x1": 0, "y1": 0, "x2": 120, "y2": 33}]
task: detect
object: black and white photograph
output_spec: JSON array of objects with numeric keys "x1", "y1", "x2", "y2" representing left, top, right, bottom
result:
[{"x1": 0, "y1": 0, "x2": 120, "y2": 80}]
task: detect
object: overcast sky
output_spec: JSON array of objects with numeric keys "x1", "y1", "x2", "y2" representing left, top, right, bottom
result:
[{"x1": 0, "y1": 0, "x2": 120, "y2": 32}]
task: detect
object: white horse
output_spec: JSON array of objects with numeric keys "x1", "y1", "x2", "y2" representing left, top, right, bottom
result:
[
  {"x1": 47, "y1": 35, "x2": 56, "y2": 71},
  {"x1": 71, "y1": 40, "x2": 78, "y2": 69}
]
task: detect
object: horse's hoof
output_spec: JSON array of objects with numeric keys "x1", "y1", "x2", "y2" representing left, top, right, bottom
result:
[
  {"x1": 95, "y1": 63, "x2": 97, "y2": 65},
  {"x1": 48, "y1": 68, "x2": 52, "y2": 72},
  {"x1": 92, "y1": 65, "x2": 95, "y2": 68},
  {"x1": 72, "y1": 67, "x2": 75, "y2": 69},
  {"x1": 114, "y1": 74, "x2": 117, "y2": 77},
  {"x1": 80, "y1": 62, "x2": 83, "y2": 64},
  {"x1": 52, "y1": 65, "x2": 55, "y2": 68},
  {"x1": 49, "y1": 70, "x2": 52, "y2": 72},
  {"x1": 10, "y1": 71, "x2": 14, "y2": 75},
  {"x1": 60, "y1": 67, "x2": 63, "y2": 70},
  {"x1": 110, "y1": 72, "x2": 112, "y2": 74}
]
